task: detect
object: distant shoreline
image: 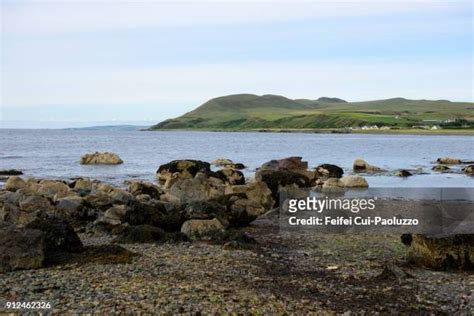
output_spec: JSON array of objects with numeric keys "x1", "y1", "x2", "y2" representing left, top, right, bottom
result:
[{"x1": 145, "y1": 128, "x2": 474, "y2": 136}]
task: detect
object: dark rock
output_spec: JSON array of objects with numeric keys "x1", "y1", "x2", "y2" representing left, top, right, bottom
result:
[
  {"x1": 25, "y1": 213, "x2": 83, "y2": 255},
  {"x1": 0, "y1": 169, "x2": 23, "y2": 176},
  {"x1": 0, "y1": 225, "x2": 45, "y2": 272},
  {"x1": 395, "y1": 169, "x2": 413, "y2": 177},
  {"x1": 260, "y1": 156, "x2": 308, "y2": 171},
  {"x1": 183, "y1": 200, "x2": 227, "y2": 221},
  {"x1": 432, "y1": 165, "x2": 450, "y2": 171},
  {"x1": 462, "y1": 165, "x2": 474, "y2": 175},
  {"x1": 124, "y1": 200, "x2": 184, "y2": 231},
  {"x1": 156, "y1": 159, "x2": 211, "y2": 187},
  {"x1": 255, "y1": 169, "x2": 311, "y2": 204},
  {"x1": 211, "y1": 168, "x2": 245, "y2": 185},
  {"x1": 113, "y1": 225, "x2": 187, "y2": 243},
  {"x1": 128, "y1": 181, "x2": 164, "y2": 199},
  {"x1": 315, "y1": 164, "x2": 344, "y2": 179},
  {"x1": 404, "y1": 234, "x2": 474, "y2": 271}
]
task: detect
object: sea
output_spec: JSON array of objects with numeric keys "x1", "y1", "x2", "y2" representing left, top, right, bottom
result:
[{"x1": 1, "y1": 129, "x2": 473, "y2": 188}]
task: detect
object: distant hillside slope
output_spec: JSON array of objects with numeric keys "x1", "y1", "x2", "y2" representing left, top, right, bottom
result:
[{"x1": 150, "y1": 94, "x2": 474, "y2": 130}]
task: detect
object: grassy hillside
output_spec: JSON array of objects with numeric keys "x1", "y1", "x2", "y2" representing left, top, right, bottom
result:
[{"x1": 150, "y1": 94, "x2": 474, "y2": 131}]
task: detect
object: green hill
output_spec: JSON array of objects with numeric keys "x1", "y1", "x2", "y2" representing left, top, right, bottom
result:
[{"x1": 150, "y1": 94, "x2": 474, "y2": 131}]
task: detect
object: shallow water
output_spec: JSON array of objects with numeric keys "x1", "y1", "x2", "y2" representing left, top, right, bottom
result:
[{"x1": 1, "y1": 129, "x2": 473, "y2": 187}]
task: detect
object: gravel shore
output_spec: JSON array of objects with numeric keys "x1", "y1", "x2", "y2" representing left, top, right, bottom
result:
[{"x1": 1, "y1": 214, "x2": 472, "y2": 314}]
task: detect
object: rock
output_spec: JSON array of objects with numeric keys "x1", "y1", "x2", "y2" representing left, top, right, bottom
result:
[
  {"x1": 183, "y1": 200, "x2": 227, "y2": 221},
  {"x1": 0, "y1": 169, "x2": 23, "y2": 176},
  {"x1": 211, "y1": 158, "x2": 234, "y2": 166},
  {"x1": 353, "y1": 159, "x2": 382, "y2": 172},
  {"x1": 156, "y1": 159, "x2": 211, "y2": 188},
  {"x1": 405, "y1": 234, "x2": 474, "y2": 270},
  {"x1": 256, "y1": 169, "x2": 311, "y2": 204},
  {"x1": 83, "y1": 193, "x2": 114, "y2": 211},
  {"x1": 80, "y1": 152, "x2": 123, "y2": 165},
  {"x1": 260, "y1": 156, "x2": 308, "y2": 171},
  {"x1": 436, "y1": 157, "x2": 462, "y2": 164},
  {"x1": 124, "y1": 200, "x2": 184, "y2": 231},
  {"x1": 432, "y1": 165, "x2": 450, "y2": 171},
  {"x1": 19, "y1": 195, "x2": 53, "y2": 212},
  {"x1": 5, "y1": 176, "x2": 27, "y2": 192},
  {"x1": 181, "y1": 218, "x2": 225, "y2": 240},
  {"x1": 128, "y1": 181, "x2": 164, "y2": 199},
  {"x1": 25, "y1": 213, "x2": 83, "y2": 254},
  {"x1": 55, "y1": 196, "x2": 84, "y2": 215},
  {"x1": 225, "y1": 181, "x2": 274, "y2": 213},
  {"x1": 395, "y1": 169, "x2": 413, "y2": 177},
  {"x1": 73, "y1": 178, "x2": 93, "y2": 192},
  {"x1": 212, "y1": 168, "x2": 245, "y2": 185},
  {"x1": 462, "y1": 165, "x2": 474, "y2": 175},
  {"x1": 112, "y1": 225, "x2": 187, "y2": 244},
  {"x1": 166, "y1": 172, "x2": 225, "y2": 203},
  {"x1": 322, "y1": 178, "x2": 344, "y2": 192},
  {"x1": 37, "y1": 180, "x2": 70, "y2": 198},
  {"x1": 0, "y1": 225, "x2": 45, "y2": 273},
  {"x1": 95, "y1": 205, "x2": 128, "y2": 228},
  {"x1": 108, "y1": 188, "x2": 134, "y2": 205},
  {"x1": 315, "y1": 164, "x2": 344, "y2": 179},
  {"x1": 340, "y1": 175, "x2": 369, "y2": 188}
]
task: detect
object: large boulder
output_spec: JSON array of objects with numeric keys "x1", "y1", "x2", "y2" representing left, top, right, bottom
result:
[
  {"x1": 156, "y1": 159, "x2": 211, "y2": 188},
  {"x1": 353, "y1": 159, "x2": 383, "y2": 172},
  {"x1": 315, "y1": 164, "x2": 344, "y2": 179},
  {"x1": 72, "y1": 178, "x2": 93, "y2": 192},
  {"x1": 128, "y1": 181, "x2": 164, "y2": 199},
  {"x1": 19, "y1": 195, "x2": 54, "y2": 213},
  {"x1": 436, "y1": 157, "x2": 462, "y2": 164},
  {"x1": 260, "y1": 156, "x2": 308, "y2": 171},
  {"x1": 322, "y1": 178, "x2": 344, "y2": 193},
  {"x1": 5, "y1": 176, "x2": 27, "y2": 192},
  {"x1": 340, "y1": 175, "x2": 369, "y2": 188},
  {"x1": 25, "y1": 213, "x2": 83, "y2": 255},
  {"x1": 37, "y1": 180, "x2": 70, "y2": 198},
  {"x1": 183, "y1": 200, "x2": 227, "y2": 221},
  {"x1": 124, "y1": 200, "x2": 184, "y2": 231},
  {"x1": 181, "y1": 218, "x2": 225, "y2": 240},
  {"x1": 113, "y1": 225, "x2": 187, "y2": 244},
  {"x1": 108, "y1": 188, "x2": 134, "y2": 205},
  {"x1": 95, "y1": 205, "x2": 128, "y2": 228},
  {"x1": 164, "y1": 172, "x2": 225, "y2": 204},
  {"x1": 225, "y1": 181, "x2": 274, "y2": 212},
  {"x1": 0, "y1": 203, "x2": 38, "y2": 227},
  {"x1": 0, "y1": 225, "x2": 45, "y2": 273},
  {"x1": 80, "y1": 152, "x2": 123, "y2": 165},
  {"x1": 255, "y1": 169, "x2": 311, "y2": 204},
  {"x1": 404, "y1": 234, "x2": 474, "y2": 271}
]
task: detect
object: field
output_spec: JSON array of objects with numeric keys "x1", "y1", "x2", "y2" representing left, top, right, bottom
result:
[{"x1": 150, "y1": 94, "x2": 474, "y2": 132}]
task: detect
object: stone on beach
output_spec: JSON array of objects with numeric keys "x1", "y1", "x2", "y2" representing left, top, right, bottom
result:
[
  {"x1": 353, "y1": 158, "x2": 383, "y2": 172},
  {"x1": 5, "y1": 176, "x2": 27, "y2": 192},
  {"x1": 80, "y1": 152, "x2": 123, "y2": 165},
  {"x1": 340, "y1": 175, "x2": 369, "y2": 188},
  {"x1": 315, "y1": 164, "x2": 344, "y2": 179},
  {"x1": 0, "y1": 225, "x2": 45, "y2": 273},
  {"x1": 394, "y1": 169, "x2": 413, "y2": 177},
  {"x1": 181, "y1": 218, "x2": 225, "y2": 240},
  {"x1": 404, "y1": 234, "x2": 474, "y2": 271}
]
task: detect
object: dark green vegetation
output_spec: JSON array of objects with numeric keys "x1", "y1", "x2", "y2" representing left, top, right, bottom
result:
[{"x1": 150, "y1": 94, "x2": 474, "y2": 131}]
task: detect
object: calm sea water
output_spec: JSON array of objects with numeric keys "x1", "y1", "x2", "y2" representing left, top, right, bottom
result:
[{"x1": 1, "y1": 129, "x2": 473, "y2": 188}]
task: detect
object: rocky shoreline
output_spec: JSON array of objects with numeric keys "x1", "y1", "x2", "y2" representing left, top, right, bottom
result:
[{"x1": 1, "y1": 156, "x2": 473, "y2": 313}]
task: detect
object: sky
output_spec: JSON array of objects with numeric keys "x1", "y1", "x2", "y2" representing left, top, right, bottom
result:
[{"x1": 1, "y1": 0, "x2": 473, "y2": 128}]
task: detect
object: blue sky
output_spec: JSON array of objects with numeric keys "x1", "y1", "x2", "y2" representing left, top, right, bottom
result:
[{"x1": 1, "y1": 0, "x2": 473, "y2": 128}]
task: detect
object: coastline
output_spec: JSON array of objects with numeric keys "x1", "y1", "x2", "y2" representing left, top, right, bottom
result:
[{"x1": 146, "y1": 128, "x2": 474, "y2": 136}]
